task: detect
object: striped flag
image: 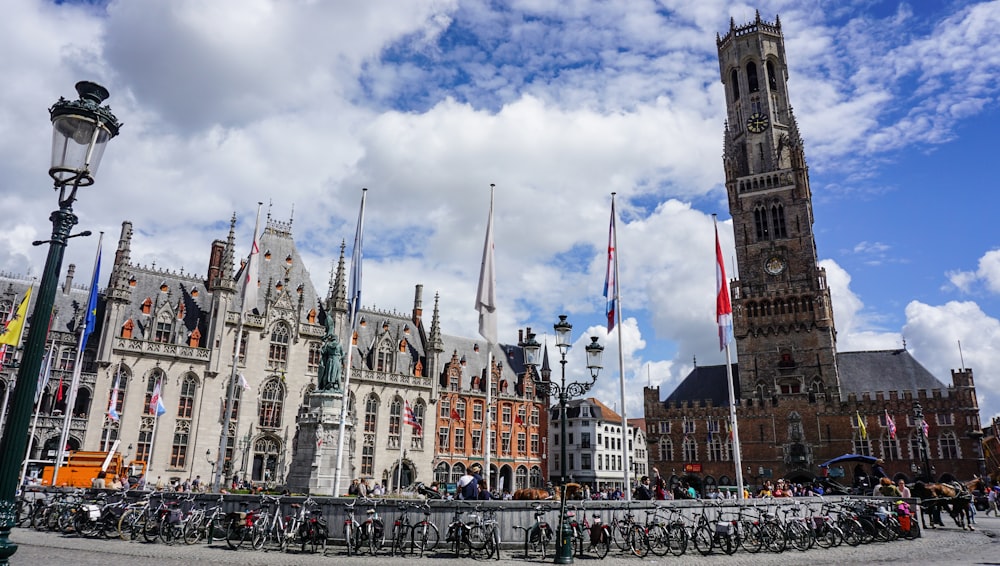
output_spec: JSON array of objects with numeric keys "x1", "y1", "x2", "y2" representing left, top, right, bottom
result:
[
  {"x1": 921, "y1": 418, "x2": 929, "y2": 438},
  {"x1": 603, "y1": 198, "x2": 618, "y2": 331},
  {"x1": 149, "y1": 379, "x2": 167, "y2": 417},
  {"x1": 715, "y1": 220, "x2": 733, "y2": 350},
  {"x1": 885, "y1": 410, "x2": 896, "y2": 439},
  {"x1": 404, "y1": 400, "x2": 422, "y2": 435},
  {"x1": 108, "y1": 372, "x2": 121, "y2": 422}
]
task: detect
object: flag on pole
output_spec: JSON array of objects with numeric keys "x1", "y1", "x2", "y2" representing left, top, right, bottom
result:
[
  {"x1": 715, "y1": 219, "x2": 733, "y2": 351},
  {"x1": 475, "y1": 185, "x2": 497, "y2": 344},
  {"x1": 885, "y1": 410, "x2": 896, "y2": 439},
  {"x1": 922, "y1": 418, "x2": 929, "y2": 438},
  {"x1": 150, "y1": 379, "x2": 167, "y2": 416},
  {"x1": 240, "y1": 205, "x2": 263, "y2": 316},
  {"x1": 515, "y1": 414, "x2": 524, "y2": 426},
  {"x1": 238, "y1": 373, "x2": 251, "y2": 391},
  {"x1": 0, "y1": 286, "x2": 32, "y2": 346},
  {"x1": 856, "y1": 411, "x2": 867, "y2": 440},
  {"x1": 603, "y1": 199, "x2": 618, "y2": 332},
  {"x1": 404, "y1": 400, "x2": 422, "y2": 435},
  {"x1": 451, "y1": 407, "x2": 462, "y2": 422},
  {"x1": 108, "y1": 372, "x2": 121, "y2": 422},
  {"x1": 81, "y1": 242, "x2": 101, "y2": 351},
  {"x1": 348, "y1": 189, "x2": 367, "y2": 330},
  {"x1": 35, "y1": 347, "x2": 54, "y2": 405}
]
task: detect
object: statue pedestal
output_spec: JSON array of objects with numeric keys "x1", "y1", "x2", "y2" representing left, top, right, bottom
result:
[{"x1": 286, "y1": 391, "x2": 352, "y2": 495}]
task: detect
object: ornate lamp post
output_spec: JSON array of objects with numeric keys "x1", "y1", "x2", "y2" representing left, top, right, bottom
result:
[
  {"x1": 206, "y1": 449, "x2": 217, "y2": 491},
  {"x1": 522, "y1": 318, "x2": 603, "y2": 565},
  {"x1": 0, "y1": 81, "x2": 120, "y2": 564}
]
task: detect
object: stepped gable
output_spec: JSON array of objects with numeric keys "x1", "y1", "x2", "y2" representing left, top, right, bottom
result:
[
  {"x1": 437, "y1": 334, "x2": 520, "y2": 389},
  {"x1": 664, "y1": 363, "x2": 740, "y2": 407},
  {"x1": 252, "y1": 217, "x2": 322, "y2": 320},
  {"x1": 836, "y1": 349, "x2": 946, "y2": 399}
]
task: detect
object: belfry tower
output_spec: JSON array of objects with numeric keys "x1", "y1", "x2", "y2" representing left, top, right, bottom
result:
[{"x1": 717, "y1": 12, "x2": 840, "y2": 402}]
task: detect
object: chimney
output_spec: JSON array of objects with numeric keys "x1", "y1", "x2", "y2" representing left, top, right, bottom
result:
[
  {"x1": 63, "y1": 264, "x2": 76, "y2": 294},
  {"x1": 412, "y1": 284, "x2": 423, "y2": 324}
]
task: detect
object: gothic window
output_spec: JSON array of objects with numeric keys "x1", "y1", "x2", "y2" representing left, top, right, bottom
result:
[
  {"x1": 154, "y1": 315, "x2": 172, "y2": 343},
  {"x1": 235, "y1": 330, "x2": 248, "y2": 365},
  {"x1": 852, "y1": 433, "x2": 871, "y2": 456},
  {"x1": 434, "y1": 462, "x2": 449, "y2": 484},
  {"x1": 177, "y1": 374, "x2": 197, "y2": 418},
  {"x1": 880, "y1": 431, "x2": 900, "y2": 461},
  {"x1": 0, "y1": 300, "x2": 11, "y2": 322},
  {"x1": 770, "y1": 203, "x2": 787, "y2": 238},
  {"x1": 307, "y1": 341, "x2": 321, "y2": 373},
  {"x1": 267, "y1": 323, "x2": 290, "y2": 370},
  {"x1": 170, "y1": 419, "x2": 190, "y2": 468},
  {"x1": 106, "y1": 366, "x2": 129, "y2": 418},
  {"x1": 939, "y1": 432, "x2": 959, "y2": 459},
  {"x1": 361, "y1": 444, "x2": 374, "y2": 476},
  {"x1": 451, "y1": 463, "x2": 465, "y2": 484},
  {"x1": 143, "y1": 369, "x2": 165, "y2": 415},
  {"x1": 99, "y1": 421, "x2": 118, "y2": 451},
  {"x1": 388, "y1": 396, "x2": 402, "y2": 448},
  {"x1": 754, "y1": 205, "x2": 770, "y2": 241},
  {"x1": 659, "y1": 438, "x2": 673, "y2": 461},
  {"x1": 516, "y1": 466, "x2": 528, "y2": 490},
  {"x1": 531, "y1": 433, "x2": 539, "y2": 454},
  {"x1": 747, "y1": 62, "x2": 759, "y2": 92},
  {"x1": 708, "y1": 437, "x2": 727, "y2": 461},
  {"x1": 258, "y1": 378, "x2": 284, "y2": 429},
  {"x1": 136, "y1": 417, "x2": 154, "y2": 463},
  {"x1": 518, "y1": 432, "x2": 526, "y2": 453},
  {"x1": 502, "y1": 432, "x2": 511, "y2": 454},
  {"x1": 58, "y1": 348, "x2": 75, "y2": 371},
  {"x1": 766, "y1": 60, "x2": 778, "y2": 91},
  {"x1": 364, "y1": 394, "x2": 379, "y2": 434},
  {"x1": 683, "y1": 437, "x2": 698, "y2": 461},
  {"x1": 411, "y1": 400, "x2": 425, "y2": 449},
  {"x1": 683, "y1": 420, "x2": 696, "y2": 435},
  {"x1": 377, "y1": 341, "x2": 394, "y2": 372},
  {"x1": 730, "y1": 68, "x2": 740, "y2": 100},
  {"x1": 531, "y1": 406, "x2": 539, "y2": 426},
  {"x1": 472, "y1": 430, "x2": 482, "y2": 454}
]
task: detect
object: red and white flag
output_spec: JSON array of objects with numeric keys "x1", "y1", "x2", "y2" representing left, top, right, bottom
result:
[
  {"x1": 404, "y1": 400, "x2": 422, "y2": 435},
  {"x1": 715, "y1": 220, "x2": 733, "y2": 351},
  {"x1": 885, "y1": 410, "x2": 897, "y2": 439},
  {"x1": 603, "y1": 199, "x2": 618, "y2": 332}
]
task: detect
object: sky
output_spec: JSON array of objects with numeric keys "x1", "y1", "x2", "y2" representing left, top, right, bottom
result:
[{"x1": 2, "y1": 0, "x2": 1000, "y2": 425}]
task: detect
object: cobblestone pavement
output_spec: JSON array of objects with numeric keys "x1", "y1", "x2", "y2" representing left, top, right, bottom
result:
[{"x1": 8, "y1": 513, "x2": 1000, "y2": 565}]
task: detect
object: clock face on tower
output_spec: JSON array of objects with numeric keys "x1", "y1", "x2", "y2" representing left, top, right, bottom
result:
[
  {"x1": 746, "y1": 112, "x2": 769, "y2": 134},
  {"x1": 765, "y1": 256, "x2": 786, "y2": 275}
]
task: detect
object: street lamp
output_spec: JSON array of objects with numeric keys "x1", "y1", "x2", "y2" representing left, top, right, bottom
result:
[
  {"x1": 914, "y1": 402, "x2": 933, "y2": 482},
  {"x1": 522, "y1": 318, "x2": 603, "y2": 565},
  {"x1": 206, "y1": 449, "x2": 217, "y2": 491},
  {"x1": 0, "y1": 81, "x2": 120, "y2": 565}
]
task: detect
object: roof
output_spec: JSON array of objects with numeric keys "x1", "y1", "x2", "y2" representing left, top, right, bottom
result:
[{"x1": 662, "y1": 349, "x2": 948, "y2": 406}]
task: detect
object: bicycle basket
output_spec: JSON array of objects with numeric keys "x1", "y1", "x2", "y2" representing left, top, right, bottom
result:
[{"x1": 715, "y1": 521, "x2": 734, "y2": 535}]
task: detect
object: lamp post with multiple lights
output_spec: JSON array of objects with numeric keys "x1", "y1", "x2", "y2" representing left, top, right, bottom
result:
[
  {"x1": 0, "y1": 81, "x2": 120, "y2": 565},
  {"x1": 522, "y1": 317, "x2": 603, "y2": 565}
]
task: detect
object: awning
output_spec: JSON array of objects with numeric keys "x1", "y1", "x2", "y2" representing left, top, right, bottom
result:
[{"x1": 818, "y1": 453, "x2": 877, "y2": 468}]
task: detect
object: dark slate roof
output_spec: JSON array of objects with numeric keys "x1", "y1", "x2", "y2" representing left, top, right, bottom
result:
[
  {"x1": 352, "y1": 310, "x2": 427, "y2": 370},
  {"x1": 0, "y1": 269, "x2": 96, "y2": 339},
  {"x1": 836, "y1": 349, "x2": 946, "y2": 399},
  {"x1": 253, "y1": 220, "x2": 322, "y2": 321},
  {"x1": 436, "y1": 333, "x2": 519, "y2": 387},
  {"x1": 121, "y1": 265, "x2": 210, "y2": 342},
  {"x1": 663, "y1": 363, "x2": 740, "y2": 406},
  {"x1": 662, "y1": 349, "x2": 948, "y2": 406}
]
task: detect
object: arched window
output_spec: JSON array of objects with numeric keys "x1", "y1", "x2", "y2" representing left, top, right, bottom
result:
[
  {"x1": 144, "y1": 369, "x2": 166, "y2": 415},
  {"x1": 154, "y1": 313, "x2": 172, "y2": 343},
  {"x1": 267, "y1": 324, "x2": 290, "y2": 370},
  {"x1": 170, "y1": 419, "x2": 190, "y2": 468},
  {"x1": 362, "y1": 394, "x2": 379, "y2": 476},
  {"x1": 377, "y1": 340, "x2": 394, "y2": 372},
  {"x1": 683, "y1": 437, "x2": 698, "y2": 461},
  {"x1": 258, "y1": 378, "x2": 284, "y2": 429},
  {"x1": 746, "y1": 61, "x2": 759, "y2": 93},
  {"x1": 659, "y1": 438, "x2": 673, "y2": 461},
  {"x1": 766, "y1": 60, "x2": 778, "y2": 90},
  {"x1": 451, "y1": 462, "x2": 466, "y2": 484},
  {"x1": 177, "y1": 374, "x2": 197, "y2": 418},
  {"x1": 388, "y1": 396, "x2": 402, "y2": 449},
  {"x1": 708, "y1": 437, "x2": 728, "y2": 461},
  {"x1": 880, "y1": 431, "x2": 899, "y2": 461},
  {"x1": 730, "y1": 68, "x2": 740, "y2": 100},
  {"x1": 516, "y1": 466, "x2": 529, "y2": 490},
  {"x1": 307, "y1": 341, "x2": 321, "y2": 373},
  {"x1": 938, "y1": 432, "x2": 959, "y2": 459},
  {"x1": 434, "y1": 462, "x2": 450, "y2": 484},
  {"x1": 754, "y1": 205, "x2": 770, "y2": 241},
  {"x1": 770, "y1": 203, "x2": 787, "y2": 238},
  {"x1": 411, "y1": 400, "x2": 426, "y2": 449},
  {"x1": 530, "y1": 466, "x2": 542, "y2": 488}
]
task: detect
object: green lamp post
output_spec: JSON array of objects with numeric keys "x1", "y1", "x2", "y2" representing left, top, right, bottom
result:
[
  {"x1": 522, "y1": 319, "x2": 603, "y2": 565},
  {"x1": 0, "y1": 81, "x2": 120, "y2": 565}
]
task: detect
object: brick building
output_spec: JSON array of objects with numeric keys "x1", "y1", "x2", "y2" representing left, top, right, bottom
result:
[{"x1": 643, "y1": 13, "x2": 985, "y2": 494}]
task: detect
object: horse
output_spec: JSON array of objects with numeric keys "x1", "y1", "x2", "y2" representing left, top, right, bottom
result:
[
  {"x1": 513, "y1": 482, "x2": 581, "y2": 501},
  {"x1": 911, "y1": 480, "x2": 974, "y2": 531}
]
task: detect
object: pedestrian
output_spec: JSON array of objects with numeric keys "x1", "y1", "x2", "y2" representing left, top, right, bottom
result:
[
  {"x1": 651, "y1": 468, "x2": 667, "y2": 500},
  {"x1": 633, "y1": 476, "x2": 654, "y2": 500},
  {"x1": 897, "y1": 479, "x2": 911, "y2": 499},
  {"x1": 458, "y1": 464, "x2": 481, "y2": 500},
  {"x1": 874, "y1": 477, "x2": 900, "y2": 497},
  {"x1": 987, "y1": 486, "x2": 998, "y2": 517},
  {"x1": 155, "y1": 476, "x2": 165, "y2": 491},
  {"x1": 477, "y1": 480, "x2": 493, "y2": 500}
]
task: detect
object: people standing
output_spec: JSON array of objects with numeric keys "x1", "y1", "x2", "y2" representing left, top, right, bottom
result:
[
  {"x1": 633, "y1": 476, "x2": 654, "y2": 500},
  {"x1": 897, "y1": 479, "x2": 911, "y2": 499}
]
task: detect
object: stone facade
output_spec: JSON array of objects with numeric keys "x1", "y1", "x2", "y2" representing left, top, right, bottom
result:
[{"x1": 643, "y1": 13, "x2": 985, "y2": 494}]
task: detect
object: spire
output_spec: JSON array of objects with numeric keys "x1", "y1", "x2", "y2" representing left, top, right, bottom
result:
[
  {"x1": 223, "y1": 213, "x2": 236, "y2": 282},
  {"x1": 331, "y1": 240, "x2": 347, "y2": 314},
  {"x1": 111, "y1": 220, "x2": 133, "y2": 293},
  {"x1": 429, "y1": 292, "x2": 444, "y2": 353}
]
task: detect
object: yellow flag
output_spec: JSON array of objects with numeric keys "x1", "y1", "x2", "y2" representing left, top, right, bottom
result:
[
  {"x1": 856, "y1": 410, "x2": 867, "y2": 440},
  {"x1": 0, "y1": 286, "x2": 31, "y2": 346}
]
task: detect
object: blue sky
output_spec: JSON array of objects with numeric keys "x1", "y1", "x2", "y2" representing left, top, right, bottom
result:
[{"x1": 2, "y1": 0, "x2": 1000, "y2": 424}]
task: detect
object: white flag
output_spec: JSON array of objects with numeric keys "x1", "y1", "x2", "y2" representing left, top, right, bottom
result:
[
  {"x1": 238, "y1": 373, "x2": 251, "y2": 391},
  {"x1": 475, "y1": 185, "x2": 497, "y2": 344},
  {"x1": 240, "y1": 204, "x2": 263, "y2": 315}
]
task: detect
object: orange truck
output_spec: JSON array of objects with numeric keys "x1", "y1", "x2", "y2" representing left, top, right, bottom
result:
[{"x1": 41, "y1": 441, "x2": 146, "y2": 488}]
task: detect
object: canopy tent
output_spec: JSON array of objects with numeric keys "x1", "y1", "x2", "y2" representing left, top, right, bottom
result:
[{"x1": 818, "y1": 453, "x2": 878, "y2": 468}]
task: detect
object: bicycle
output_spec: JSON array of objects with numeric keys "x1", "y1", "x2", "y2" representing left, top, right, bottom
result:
[
  {"x1": 574, "y1": 503, "x2": 611, "y2": 558},
  {"x1": 467, "y1": 505, "x2": 500, "y2": 560},
  {"x1": 609, "y1": 502, "x2": 648, "y2": 557},
  {"x1": 296, "y1": 497, "x2": 328, "y2": 554},
  {"x1": 408, "y1": 500, "x2": 440, "y2": 556},
  {"x1": 342, "y1": 498, "x2": 361, "y2": 556},
  {"x1": 514, "y1": 502, "x2": 554, "y2": 560},
  {"x1": 182, "y1": 494, "x2": 227, "y2": 545},
  {"x1": 443, "y1": 503, "x2": 481, "y2": 558},
  {"x1": 249, "y1": 494, "x2": 288, "y2": 550},
  {"x1": 357, "y1": 497, "x2": 385, "y2": 555}
]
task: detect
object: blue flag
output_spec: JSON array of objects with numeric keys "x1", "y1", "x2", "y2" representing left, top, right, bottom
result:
[{"x1": 82, "y1": 241, "x2": 101, "y2": 351}]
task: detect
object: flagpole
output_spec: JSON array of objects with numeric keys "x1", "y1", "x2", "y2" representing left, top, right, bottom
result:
[
  {"x1": 714, "y1": 216, "x2": 745, "y2": 499},
  {"x1": 475, "y1": 185, "x2": 497, "y2": 485},
  {"x1": 214, "y1": 203, "x2": 263, "y2": 492},
  {"x1": 0, "y1": 286, "x2": 31, "y2": 437},
  {"x1": 334, "y1": 188, "x2": 367, "y2": 497},
  {"x1": 606, "y1": 194, "x2": 631, "y2": 500},
  {"x1": 19, "y1": 347, "x2": 53, "y2": 487},
  {"x1": 148, "y1": 379, "x2": 161, "y2": 478}
]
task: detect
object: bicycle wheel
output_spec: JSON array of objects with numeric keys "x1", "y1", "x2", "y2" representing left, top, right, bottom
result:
[
  {"x1": 344, "y1": 523, "x2": 355, "y2": 556},
  {"x1": 183, "y1": 515, "x2": 204, "y2": 545},
  {"x1": 250, "y1": 517, "x2": 269, "y2": 550},
  {"x1": 467, "y1": 525, "x2": 495, "y2": 561},
  {"x1": 646, "y1": 523, "x2": 671, "y2": 557},
  {"x1": 666, "y1": 522, "x2": 688, "y2": 556},
  {"x1": 208, "y1": 514, "x2": 228, "y2": 543},
  {"x1": 74, "y1": 513, "x2": 97, "y2": 538},
  {"x1": 592, "y1": 526, "x2": 610, "y2": 558},
  {"x1": 815, "y1": 524, "x2": 842, "y2": 548},
  {"x1": 612, "y1": 520, "x2": 631, "y2": 551},
  {"x1": 411, "y1": 521, "x2": 440, "y2": 554},
  {"x1": 116, "y1": 508, "x2": 136, "y2": 541},
  {"x1": 226, "y1": 518, "x2": 247, "y2": 550},
  {"x1": 693, "y1": 525, "x2": 714, "y2": 555},
  {"x1": 312, "y1": 522, "x2": 329, "y2": 554},
  {"x1": 840, "y1": 518, "x2": 863, "y2": 547},
  {"x1": 16, "y1": 499, "x2": 31, "y2": 527},
  {"x1": 786, "y1": 521, "x2": 812, "y2": 551},
  {"x1": 763, "y1": 522, "x2": 786, "y2": 553},
  {"x1": 739, "y1": 521, "x2": 762, "y2": 554},
  {"x1": 628, "y1": 524, "x2": 649, "y2": 557},
  {"x1": 142, "y1": 514, "x2": 160, "y2": 543}
]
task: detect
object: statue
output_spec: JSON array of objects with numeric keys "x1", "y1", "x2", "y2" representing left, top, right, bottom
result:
[{"x1": 317, "y1": 314, "x2": 345, "y2": 392}]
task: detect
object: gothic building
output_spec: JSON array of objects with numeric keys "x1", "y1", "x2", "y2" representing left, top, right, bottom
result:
[
  {"x1": 0, "y1": 213, "x2": 545, "y2": 490},
  {"x1": 643, "y1": 13, "x2": 985, "y2": 492}
]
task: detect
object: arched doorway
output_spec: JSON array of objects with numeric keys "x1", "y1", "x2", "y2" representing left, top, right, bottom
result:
[
  {"x1": 390, "y1": 458, "x2": 415, "y2": 492},
  {"x1": 497, "y1": 465, "x2": 513, "y2": 494},
  {"x1": 251, "y1": 435, "x2": 282, "y2": 485}
]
